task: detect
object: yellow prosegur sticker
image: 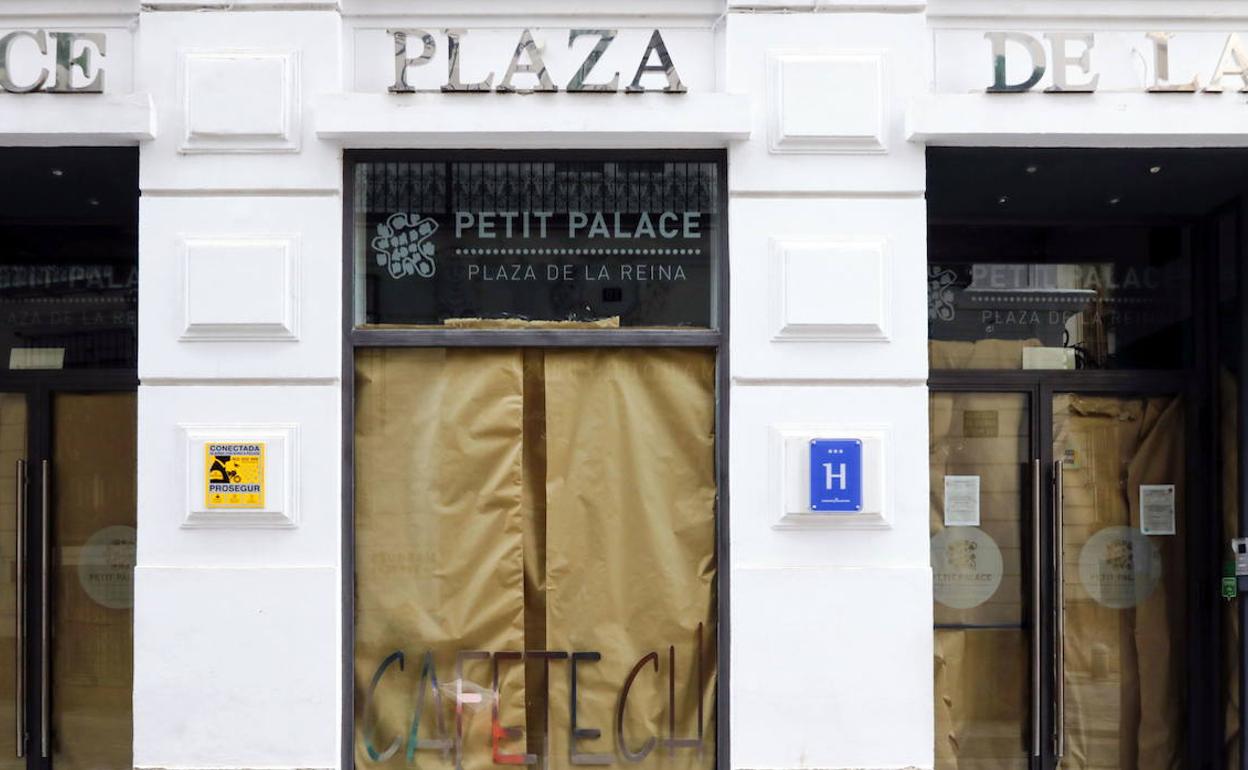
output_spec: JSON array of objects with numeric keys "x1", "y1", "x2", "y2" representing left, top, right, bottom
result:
[{"x1": 204, "y1": 442, "x2": 265, "y2": 509}]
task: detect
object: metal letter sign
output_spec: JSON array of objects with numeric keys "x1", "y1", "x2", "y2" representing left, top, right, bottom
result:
[
  {"x1": 387, "y1": 28, "x2": 685, "y2": 94},
  {"x1": 0, "y1": 30, "x2": 106, "y2": 94},
  {"x1": 984, "y1": 30, "x2": 1248, "y2": 95},
  {"x1": 809, "y1": 439, "x2": 863, "y2": 513}
]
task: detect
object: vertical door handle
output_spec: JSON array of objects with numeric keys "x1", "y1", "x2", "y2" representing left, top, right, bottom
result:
[
  {"x1": 1052, "y1": 459, "x2": 1066, "y2": 759},
  {"x1": 39, "y1": 460, "x2": 48, "y2": 759},
  {"x1": 1031, "y1": 459, "x2": 1041, "y2": 757},
  {"x1": 14, "y1": 460, "x2": 25, "y2": 758}
]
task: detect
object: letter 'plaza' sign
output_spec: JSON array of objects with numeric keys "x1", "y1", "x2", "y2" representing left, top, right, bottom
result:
[{"x1": 386, "y1": 28, "x2": 687, "y2": 94}]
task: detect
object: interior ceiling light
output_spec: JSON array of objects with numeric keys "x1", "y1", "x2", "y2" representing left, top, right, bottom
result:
[
  {"x1": 87, "y1": 198, "x2": 100, "y2": 207},
  {"x1": 1108, "y1": 196, "x2": 1122, "y2": 205},
  {"x1": 50, "y1": 169, "x2": 63, "y2": 177},
  {"x1": 1150, "y1": 165, "x2": 1163, "y2": 174},
  {"x1": 998, "y1": 195, "x2": 1009, "y2": 204},
  {"x1": 1025, "y1": 165, "x2": 1039, "y2": 174}
]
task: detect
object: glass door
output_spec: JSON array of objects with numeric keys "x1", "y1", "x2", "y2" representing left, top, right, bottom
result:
[
  {"x1": 932, "y1": 388, "x2": 1190, "y2": 770},
  {"x1": 0, "y1": 390, "x2": 134, "y2": 770},
  {"x1": 47, "y1": 392, "x2": 135, "y2": 770},
  {"x1": 0, "y1": 394, "x2": 27, "y2": 770},
  {"x1": 1051, "y1": 392, "x2": 1185, "y2": 770},
  {"x1": 931, "y1": 391, "x2": 1036, "y2": 769}
]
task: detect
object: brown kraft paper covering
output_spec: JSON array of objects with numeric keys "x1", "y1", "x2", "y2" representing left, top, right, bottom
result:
[
  {"x1": 543, "y1": 349, "x2": 716, "y2": 770},
  {"x1": 1053, "y1": 395, "x2": 1184, "y2": 770},
  {"x1": 929, "y1": 339, "x2": 1043, "y2": 370},
  {"x1": 930, "y1": 392, "x2": 1029, "y2": 769},
  {"x1": 354, "y1": 348, "x2": 717, "y2": 770},
  {"x1": 50, "y1": 393, "x2": 136, "y2": 770},
  {"x1": 933, "y1": 629, "x2": 1029, "y2": 770},
  {"x1": 0, "y1": 395, "x2": 25, "y2": 770},
  {"x1": 355, "y1": 349, "x2": 528, "y2": 770}
]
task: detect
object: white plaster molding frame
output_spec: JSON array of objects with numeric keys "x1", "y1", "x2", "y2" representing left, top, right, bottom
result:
[
  {"x1": 767, "y1": 49, "x2": 888, "y2": 155},
  {"x1": 770, "y1": 423, "x2": 892, "y2": 530},
  {"x1": 181, "y1": 423, "x2": 300, "y2": 529},
  {"x1": 178, "y1": 48, "x2": 301, "y2": 154},
  {"x1": 178, "y1": 234, "x2": 300, "y2": 342},
  {"x1": 769, "y1": 236, "x2": 892, "y2": 342}
]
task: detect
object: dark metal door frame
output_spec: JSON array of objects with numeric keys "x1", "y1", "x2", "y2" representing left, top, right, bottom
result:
[
  {"x1": 3, "y1": 373, "x2": 137, "y2": 770},
  {"x1": 1235, "y1": 195, "x2": 1248, "y2": 770}
]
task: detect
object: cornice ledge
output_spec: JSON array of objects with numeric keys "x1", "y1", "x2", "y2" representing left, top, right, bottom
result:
[
  {"x1": 339, "y1": 0, "x2": 723, "y2": 20},
  {"x1": 141, "y1": 1, "x2": 340, "y2": 9},
  {"x1": 728, "y1": 1, "x2": 926, "y2": 11},
  {"x1": 0, "y1": 0, "x2": 140, "y2": 16}
]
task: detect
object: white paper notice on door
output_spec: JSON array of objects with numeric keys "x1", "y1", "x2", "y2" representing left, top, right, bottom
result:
[
  {"x1": 944, "y1": 475, "x2": 981, "y2": 527},
  {"x1": 1140, "y1": 484, "x2": 1176, "y2": 536}
]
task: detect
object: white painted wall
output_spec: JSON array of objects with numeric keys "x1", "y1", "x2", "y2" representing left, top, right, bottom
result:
[
  {"x1": 723, "y1": 6, "x2": 933, "y2": 768},
  {"x1": 132, "y1": 9, "x2": 344, "y2": 770},
  {"x1": 1, "y1": 1, "x2": 945, "y2": 769}
]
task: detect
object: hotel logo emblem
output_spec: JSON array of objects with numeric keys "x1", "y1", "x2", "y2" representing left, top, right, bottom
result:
[{"x1": 373, "y1": 212, "x2": 439, "y2": 279}]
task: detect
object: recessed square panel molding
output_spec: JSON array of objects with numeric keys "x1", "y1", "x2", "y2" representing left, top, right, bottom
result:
[
  {"x1": 771, "y1": 237, "x2": 890, "y2": 342},
  {"x1": 181, "y1": 424, "x2": 299, "y2": 529},
  {"x1": 768, "y1": 51, "x2": 887, "y2": 154},
  {"x1": 181, "y1": 236, "x2": 299, "y2": 341},
  {"x1": 771, "y1": 424, "x2": 890, "y2": 530},
  {"x1": 180, "y1": 49, "x2": 300, "y2": 153}
]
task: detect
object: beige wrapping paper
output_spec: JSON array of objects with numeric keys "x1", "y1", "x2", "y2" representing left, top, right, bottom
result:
[
  {"x1": 544, "y1": 349, "x2": 717, "y2": 770},
  {"x1": 930, "y1": 391, "x2": 1029, "y2": 769},
  {"x1": 933, "y1": 629, "x2": 1029, "y2": 770},
  {"x1": 933, "y1": 341, "x2": 1038, "y2": 768},
  {"x1": 1053, "y1": 395, "x2": 1184, "y2": 770},
  {"x1": 354, "y1": 348, "x2": 717, "y2": 770},
  {"x1": 929, "y1": 339, "x2": 1043, "y2": 370},
  {"x1": 442, "y1": 319, "x2": 621, "y2": 330},
  {"x1": 355, "y1": 349, "x2": 528, "y2": 770},
  {"x1": 0, "y1": 395, "x2": 24, "y2": 770}
]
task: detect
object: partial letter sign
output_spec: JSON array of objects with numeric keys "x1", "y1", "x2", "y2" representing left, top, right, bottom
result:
[
  {"x1": 0, "y1": 29, "x2": 106, "y2": 93},
  {"x1": 984, "y1": 29, "x2": 1248, "y2": 96},
  {"x1": 984, "y1": 31, "x2": 1046, "y2": 93}
]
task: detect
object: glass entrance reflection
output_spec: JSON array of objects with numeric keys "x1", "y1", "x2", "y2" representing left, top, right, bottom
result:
[
  {"x1": 0, "y1": 395, "x2": 26, "y2": 770},
  {"x1": 49, "y1": 393, "x2": 134, "y2": 770},
  {"x1": 929, "y1": 231, "x2": 1191, "y2": 371},
  {"x1": 1053, "y1": 393, "x2": 1185, "y2": 769},
  {"x1": 931, "y1": 391, "x2": 1032, "y2": 769},
  {"x1": 0, "y1": 146, "x2": 138, "y2": 770}
]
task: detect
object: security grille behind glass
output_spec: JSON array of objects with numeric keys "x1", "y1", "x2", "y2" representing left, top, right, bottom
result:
[{"x1": 353, "y1": 158, "x2": 719, "y2": 328}]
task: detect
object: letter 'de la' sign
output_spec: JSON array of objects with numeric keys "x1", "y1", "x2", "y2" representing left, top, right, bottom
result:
[{"x1": 809, "y1": 439, "x2": 863, "y2": 513}]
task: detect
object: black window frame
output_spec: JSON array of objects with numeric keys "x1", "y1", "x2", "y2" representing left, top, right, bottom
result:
[{"x1": 340, "y1": 148, "x2": 730, "y2": 770}]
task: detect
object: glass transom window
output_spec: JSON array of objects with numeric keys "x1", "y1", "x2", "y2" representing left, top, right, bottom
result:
[{"x1": 352, "y1": 154, "x2": 721, "y2": 329}]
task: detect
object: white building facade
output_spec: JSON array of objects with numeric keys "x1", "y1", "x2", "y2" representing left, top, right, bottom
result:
[{"x1": 2, "y1": 2, "x2": 1247, "y2": 770}]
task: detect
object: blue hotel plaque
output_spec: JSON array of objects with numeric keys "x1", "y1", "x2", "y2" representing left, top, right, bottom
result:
[{"x1": 809, "y1": 439, "x2": 863, "y2": 513}]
